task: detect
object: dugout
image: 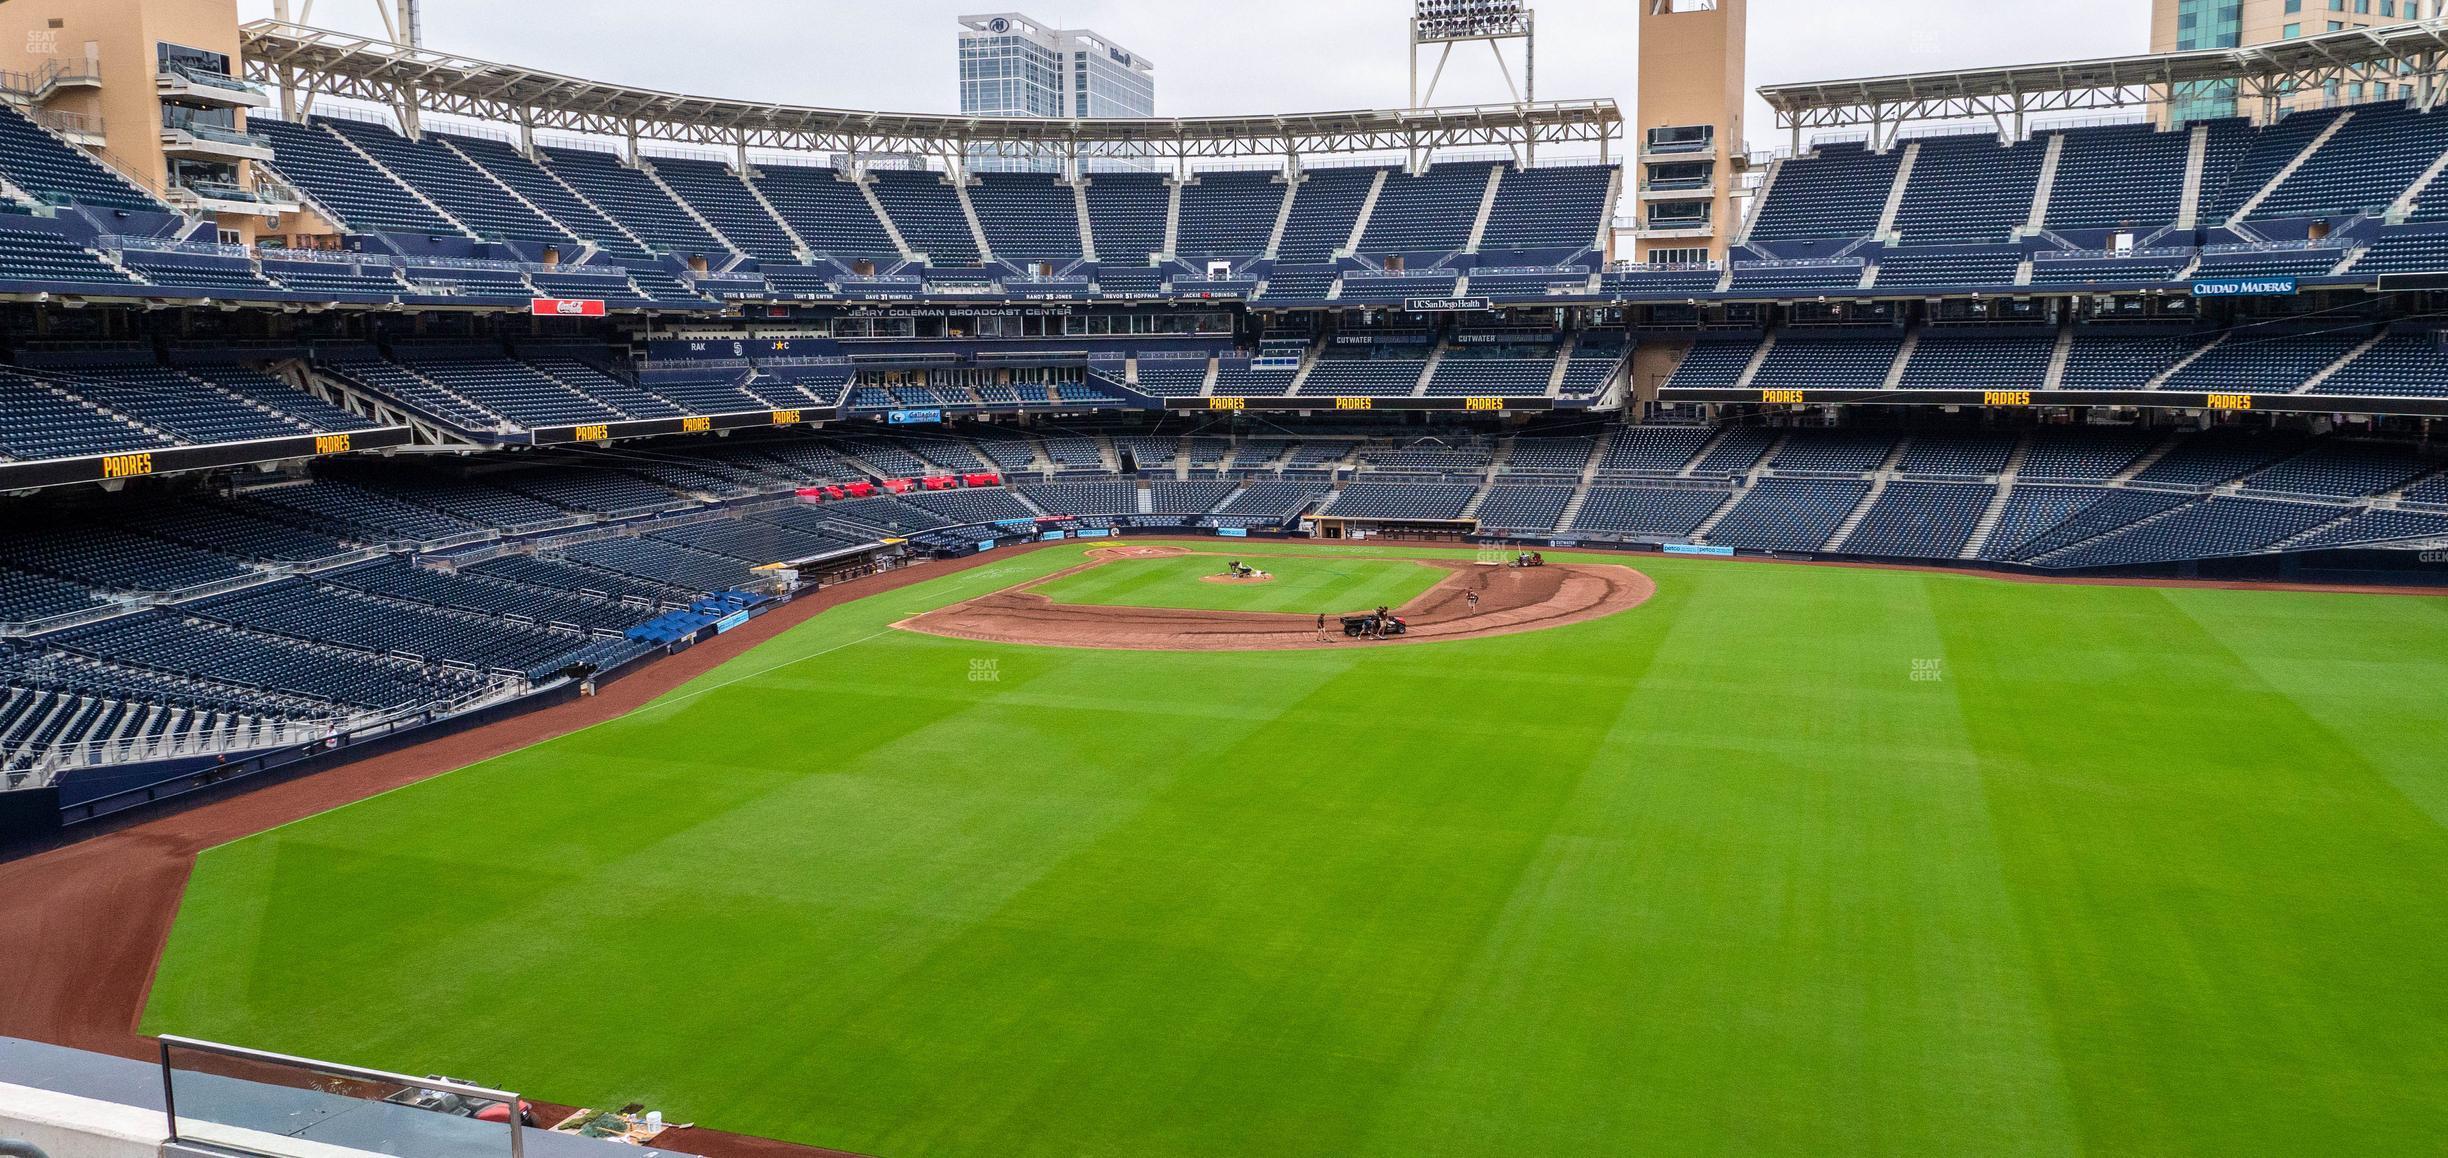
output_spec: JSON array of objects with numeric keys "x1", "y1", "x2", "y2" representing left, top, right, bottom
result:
[{"x1": 1308, "y1": 516, "x2": 1476, "y2": 542}]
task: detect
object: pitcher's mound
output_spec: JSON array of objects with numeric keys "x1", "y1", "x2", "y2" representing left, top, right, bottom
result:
[{"x1": 1199, "y1": 573, "x2": 1276, "y2": 585}]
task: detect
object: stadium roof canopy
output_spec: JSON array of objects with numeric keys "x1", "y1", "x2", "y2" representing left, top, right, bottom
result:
[
  {"x1": 1760, "y1": 17, "x2": 2448, "y2": 139},
  {"x1": 239, "y1": 20, "x2": 1621, "y2": 166}
]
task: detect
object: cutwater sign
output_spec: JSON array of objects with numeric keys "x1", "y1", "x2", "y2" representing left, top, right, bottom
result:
[
  {"x1": 1403, "y1": 295, "x2": 1493, "y2": 313},
  {"x1": 2190, "y1": 276, "x2": 2297, "y2": 298}
]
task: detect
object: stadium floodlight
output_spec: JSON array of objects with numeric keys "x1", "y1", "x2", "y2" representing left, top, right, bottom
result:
[{"x1": 1409, "y1": 0, "x2": 1535, "y2": 112}]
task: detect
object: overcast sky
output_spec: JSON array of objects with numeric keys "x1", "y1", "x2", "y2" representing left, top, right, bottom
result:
[{"x1": 240, "y1": 1, "x2": 2152, "y2": 148}]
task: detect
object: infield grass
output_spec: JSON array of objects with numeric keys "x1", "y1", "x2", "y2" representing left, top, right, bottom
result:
[
  {"x1": 143, "y1": 541, "x2": 2448, "y2": 1157},
  {"x1": 1030, "y1": 551, "x2": 1444, "y2": 614}
]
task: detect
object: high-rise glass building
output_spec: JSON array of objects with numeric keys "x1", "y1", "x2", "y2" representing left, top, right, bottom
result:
[
  {"x1": 2152, "y1": 0, "x2": 2444, "y2": 123},
  {"x1": 958, "y1": 13, "x2": 1155, "y2": 170}
]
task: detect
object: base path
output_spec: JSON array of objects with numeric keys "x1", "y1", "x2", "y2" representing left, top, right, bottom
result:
[{"x1": 899, "y1": 550, "x2": 1655, "y2": 651}]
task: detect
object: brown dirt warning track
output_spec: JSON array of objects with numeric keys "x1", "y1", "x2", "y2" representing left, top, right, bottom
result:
[{"x1": 898, "y1": 545, "x2": 1655, "y2": 651}]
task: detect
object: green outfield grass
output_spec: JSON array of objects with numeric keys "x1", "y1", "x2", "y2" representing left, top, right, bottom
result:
[
  {"x1": 143, "y1": 541, "x2": 2448, "y2": 1157},
  {"x1": 1030, "y1": 551, "x2": 1444, "y2": 613}
]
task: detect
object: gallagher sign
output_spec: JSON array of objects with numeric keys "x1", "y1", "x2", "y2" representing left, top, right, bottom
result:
[
  {"x1": 2189, "y1": 277, "x2": 2297, "y2": 298},
  {"x1": 530, "y1": 297, "x2": 607, "y2": 316}
]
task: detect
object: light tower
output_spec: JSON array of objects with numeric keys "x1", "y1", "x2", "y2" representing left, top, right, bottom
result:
[{"x1": 1409, "y1": 0, "x2": 1536, "y2": 110}]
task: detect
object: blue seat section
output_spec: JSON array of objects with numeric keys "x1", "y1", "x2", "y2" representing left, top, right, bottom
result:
[
  {"x1": 746, "y1": 165, "x2": 902, "y2": 263},
  {"x1": 1336, "y1": 271, "x2": 1458, "y2": 305},
  {"x1": 194, "y1": 580, "x2": 588, "y2": 676},
  {"x1": 1691, "y1": 427, "x2": 1779, "y2": 475},
  {"x1": 2250, "y1": 102, "x2": 2448, "y2": 222},
  {"x1": 2161, "y1": 331, "x2": 2366, "y2": 394},
  {"x1": 2039, "y1": 497, "x2": 2339, "y2": 569},
  {"x1": 0, "y1": 104, "x2": 162, "y2": 212},
  {"x1": 1148, "y1": 480, "x2": 1236, "y2": 514},
  {"x1": 117, "y1": 250, "x2": 279, "y2": 296},
  {"x1": 319, "y1": 119, "x2": 570, "y2": 249},
  {"x1": 2191, "y1": 245, "x2": 2351, "y2": 280},
  {"x1": 1083, "y1": 172, "x2": 1169, "y2": 264},
  {"x1": 322, "y1": 356, "x2": 511, "y2": 432},
  {"x1": 1176, "y1": 171, "x2": 1285, "y2": 260},
  {"x1": 1992, "y1": 488, "x2": 2194, "y2": 560},
  {"x1": 443, "y1": 134, "x2": 647, "y2": 258},
  {"x1": 1018, "y1": 480, "x2": 1138, "y2": 516},
  {"x1": 1560, "y1": 339, "x2": 1627, "y2": 397},
  {"x1": 1746, "y1": 142, "x2": 1902, "y2": 242},
  {"x1": 1133, "y1": 361, "x2": 1209, "y2": 396},
  {"x1": 1893, "y1": 135, "x2": 2045, "y2": 245},
  {"x1": 1899, "y1": 333, "x2": 2053, "y2": 390},
  {"x1": 1729, "y1": 261, "x2": 1862, "y2": 292},
  {"x1": 1750, "y1": 334, "x2": 1900, "y2": 392},
  {"x1": 1278, "y1": 166, "x2": 1385, "y2": 262},
  {"x1": 1663, "y1": 339, "x2": 1760, "y2": 389},
  {"x1": 2133, "y1": 430, "x2": 2306, "y2": 486},
  {"x1": 1256, "y1": 266, "x2": 1337, "y2": 302},
  {"x1": 1570, "y1": 486, "x2": 1731, "y2": 536},
  {"x1": 0, "y1": 523, "x2": 251, "y2": 592},
  {"x1": 970, "y1": 173, "x2": 1082, "y2": 262},
  {"x1": 1598, "y1": 427, "x2": 1713, "y2": 474},
  {"x1": 2346, "y1": 231, "x2": 2448, "y2": 276},
  {"x1": 653, "y1": 158, "x2": 800, "y2": 262},
  {"x1": 1468, "y1": 268, "x2": 1592, "y2": 298},
  {"x1": 1358, "y1": 163, "x2": 1491, "y2": 254},
  {"x1": 2059, "y1": 330, "x2": 2219, "y2": 391},
  {"x1": 262, "y1": 256, "x2": 410, "y2": 298},
  {"x1": 49, "y1": 612, "x2": 492, "y2": 711},
  {"x1": 1706, "y1": 478, "x2": 1870, "y2": 551},
  {"x1": 1600, "y1": 266, "x2": 1721, "y2": 295},
  {"x1": 2201, "y1": 106, "x2": 2348, "y2": 222},
  {"x1": 322, "y1": 118, "x2": 585, "y2": 249},
  {"x1": 0, "y1": 227, "x2": 141, "y2": 292},
  {"x1": 1770, "y1": 430, "x2": 1894, "y2": 474},
  {"x1": 2243, "y1": 445, "x2": 2433, "y2": 497},
  {"x1": 1488, "y1": 433, "x2": 1586, "y2": 474},
  {"x1": 1479, "y1": 164, "x2": 1614, "y2": 253},
  {"x1": 1896, "y1": 434, "x2": 2017, "y2": 477},
  {"x1": 2288, "y1": 508, "x2": 2448, "y2": 549},
  {"x1": 34, "y1": 363, "x2": 315, "y2": 444},
  {"x1": 2043, "y1": 122, "x2": 2193, "y2": 231},
  {"x1": 0, "y1": 568, "x2": 106, "y2": 625},
  {"x1": 2016, "y1": 429, "x2": 2159, "y2": 481},
  {"x1": 1874, "y1": 248, "x2": 2022, "y2": 289},
  {"x1": 869, "y1": 169, "x2": 980, "y2": 263},
  {"x1": 1841, "y1": 483, "x2": 1993, "y2": 557},
  {"x1": 253, "y1": 117, "x2": 460, "y2": 236},
  {"x1": 1209, "y1": 482, "x2": 1321, "y2": 521},
  {"x1": 1299, "y1": 351, "x2": 1426, "y2": 397},
  {"x1": 1323, "y1": 483, "x2": 1477, "y2": 520},
  {"x1": 1977, "y1": 485, "x2": 2116, "y2": 560},
  {"x1": 0, "y1": 368, "x2": 175, "y2": 462},
  {"x1": 1425, "y1": 357, "x2": 1555, "y2": 397},
  {"x1": 398, "y1": 262, "x2": 532, "y2": 303},
  {"x1": 543, "y1": 146, "x2": 735, "y2": 258},
  {"x1": 1474, "y1": 485, "x2": 1573, "y2": 531},
  {"x1": 2026, "y1": 253, "x2": 2189, "y2": 289},
  {"x1": 394, "y1": 351, "x2": 631, "y2": 427},
  {"x1": 2310, "y1": 333, "x2": 2448, "y2": 397}
]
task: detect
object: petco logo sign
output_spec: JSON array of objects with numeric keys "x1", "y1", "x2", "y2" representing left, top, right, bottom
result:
[{"x1": 529, "y1": 297, "x2": 606, "y2": 317}]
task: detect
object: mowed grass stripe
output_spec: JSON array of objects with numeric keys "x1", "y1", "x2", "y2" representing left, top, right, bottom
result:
[{"x1": 141, "y1": 543, "x2": 2448, "y2": 1156}]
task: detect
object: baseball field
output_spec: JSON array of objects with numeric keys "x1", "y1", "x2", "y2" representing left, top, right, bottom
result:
[{"x1": 140, "y1": 540, "x2": 2448, "y2": 1157}]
